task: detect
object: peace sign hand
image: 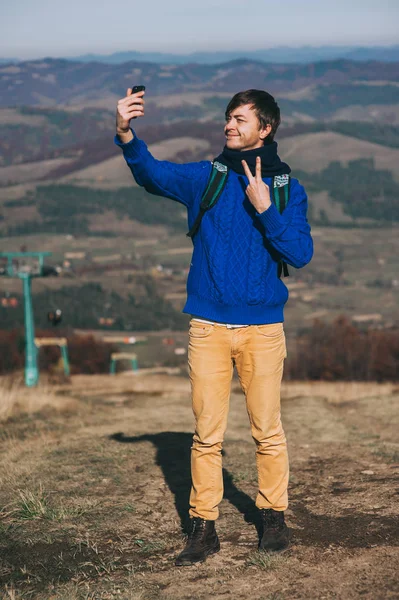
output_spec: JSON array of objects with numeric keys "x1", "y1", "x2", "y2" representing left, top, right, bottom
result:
[{"x1": 241, "y1": 156, "x2": 272, "y2": 214}]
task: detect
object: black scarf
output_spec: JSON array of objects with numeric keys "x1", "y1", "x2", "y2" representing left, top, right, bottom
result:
[{"x1": 214, "y1": 141, "x2": 291, "y2": 177}]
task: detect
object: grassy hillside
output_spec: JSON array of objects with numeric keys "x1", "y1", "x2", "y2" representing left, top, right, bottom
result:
[
  {"x1": 1, "y1": 150, "x2": 398, "y2": 239},
  {"x1": 0, "y1": 107, "x2": 114, "y2": 166},
  {"x1": 1, "y1": 223, "x2": 398, "y2": 336},
  {"x1": 1, "y1": 63, "x2": 398, "y2": 339},
  {"x1": 0, "y1": 280, "x2": 188, "y2": 331},
  {"x1": 2, "y1": 111, "x2": 399, "y2": 189},
  {"x1": 297, "y1": 158, "x2": 399, "y2": 225},
  {"x1": 1, "y1": 184, "x2": 189, "y2": 237},
  {"x1": 0, "y1": 376, "x2": 397, "y2": 598},
  {"x1": 278, "y1": 131, "x2": 399, "y2": 181}
]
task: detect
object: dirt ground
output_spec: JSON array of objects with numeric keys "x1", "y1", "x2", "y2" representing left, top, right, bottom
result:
[{"x1": 0, "y1": 374, "x2": 398, "y2": 600}]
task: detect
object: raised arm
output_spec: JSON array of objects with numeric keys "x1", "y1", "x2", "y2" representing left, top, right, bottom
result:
[{"x1": 115, "y1": 88, "x2": 210, "y2": 208}]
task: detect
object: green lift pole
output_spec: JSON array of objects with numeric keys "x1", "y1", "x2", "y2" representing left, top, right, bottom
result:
[
  {"x1": 22, "y1": 274, "x2": 38, "y2": 386},
  {"x1": 0, "y1": 252, "x2": 52, "y2": 387},
  {"x1": 60, "y1": 344, "x2": 70, "y2": 377}
]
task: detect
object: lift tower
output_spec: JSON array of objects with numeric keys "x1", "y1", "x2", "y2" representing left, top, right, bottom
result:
[{"x1": 0, "y1": 252, "x2": 53, "y2": 387}]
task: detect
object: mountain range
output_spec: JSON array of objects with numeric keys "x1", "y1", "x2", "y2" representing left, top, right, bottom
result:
[
  {"x1": 1, "y1": 57, "x2": 399, "y2": 109},
  {"x1": 1, "y1": 50, "x2": 398, "y2": 335},
  {"x1": 2, "y1": 45, "x2": 399, "y2": 65},
  {"x1": 1, "y1": 54, "x2": 399, "y2": 233}
]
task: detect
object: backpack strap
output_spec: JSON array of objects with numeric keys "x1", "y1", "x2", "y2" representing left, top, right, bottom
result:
[
  {"x1": 272, "y1": 175, "x2": 291, "y2": 278},
  {"x1": 186, "y1": 161, "x2": 229, "y2": 239}
]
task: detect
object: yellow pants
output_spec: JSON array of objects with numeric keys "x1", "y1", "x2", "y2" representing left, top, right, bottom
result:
[{"x1": 188, "y1": 319, "x2": 288, "y2": 520}]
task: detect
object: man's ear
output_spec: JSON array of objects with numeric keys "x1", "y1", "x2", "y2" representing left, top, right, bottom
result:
[{"x1": 260, "y1": 124, "x2": 272, "y2": 140}]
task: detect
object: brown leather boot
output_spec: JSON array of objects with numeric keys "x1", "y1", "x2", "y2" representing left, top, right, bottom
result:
[
  {"x1": 259, "y1": 509, "x2": 290, "y2": 552},
  {"x1": 175, "y1": 517, "x2": 220, "y2": 566}
]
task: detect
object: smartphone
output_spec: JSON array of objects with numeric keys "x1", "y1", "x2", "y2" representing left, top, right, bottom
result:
[{"x1": 131, "y1": 85, "x2": 145, "y2": 119}]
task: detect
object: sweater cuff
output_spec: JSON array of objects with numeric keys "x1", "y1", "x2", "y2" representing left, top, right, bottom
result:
[
  {"x1": 256, "y1": 202, "x2": 287, "y2": 236},
  {"x1": 114, "y1": 129, "x2": 142, "y2": 159}
]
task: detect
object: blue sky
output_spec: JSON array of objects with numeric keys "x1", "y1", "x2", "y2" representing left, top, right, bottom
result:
[{"x1": 1, "y1": 0, "x2": 398, "y2": 59}]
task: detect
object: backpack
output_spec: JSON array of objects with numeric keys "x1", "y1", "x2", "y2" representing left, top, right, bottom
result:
[{"x1": 186, "y1": 162, "x2": 291, "y2": 278}]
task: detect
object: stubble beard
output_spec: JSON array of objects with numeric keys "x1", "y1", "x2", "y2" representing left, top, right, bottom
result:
[{"x1": 225, "y1": 134, "x2": 244, "y2": 150}]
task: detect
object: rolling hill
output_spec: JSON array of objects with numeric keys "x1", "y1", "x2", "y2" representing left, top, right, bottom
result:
[
  {"x1": 1, "y1": 119, "x2": 399, "y2": 231},
  {"x1": 278, "y1": 131, "x2": 399, "y2": 177},
  {"x1": 1, "y1": 58, "x2": 399, "y2": 108},
  {"x1": 1, "y1": 54, "x2": 398, "y2": 338},
  {"x1": 0, "y1": 63, "x2": 398, "y2": 234}
]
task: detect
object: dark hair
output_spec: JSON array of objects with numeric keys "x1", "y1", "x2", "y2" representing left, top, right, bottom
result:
[{"x1": 225, "y1": 89, "x2": 281, "y2": 142}]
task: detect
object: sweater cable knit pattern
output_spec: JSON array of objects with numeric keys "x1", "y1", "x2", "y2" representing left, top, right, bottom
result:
[{"x1": 115, "y1": 131, "x2": 313, "y2": 325}]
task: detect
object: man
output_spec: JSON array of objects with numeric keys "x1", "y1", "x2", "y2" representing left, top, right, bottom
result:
[{"x1": 115, "y1": 88, "x2": 313, "y2": 566}]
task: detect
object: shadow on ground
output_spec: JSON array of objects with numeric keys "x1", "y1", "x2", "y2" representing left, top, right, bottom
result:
[
  {"x1": 110, "y1": 431, "x2": 262, "y2": 536},
  {"x1": 291, "y1": 501, "x2": 399, "y2": 548}
]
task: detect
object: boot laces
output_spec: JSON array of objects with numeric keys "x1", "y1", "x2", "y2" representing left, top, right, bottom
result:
[
  {"x1": 189, "y1": 517, "x2": 206, "y2": 540},
  {"x1": 261, "y1": 509, "x2": 284, "y2": 530}
]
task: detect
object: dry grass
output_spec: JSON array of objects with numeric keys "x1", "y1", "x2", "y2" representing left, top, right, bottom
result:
[
  {"x1": 0, "y1": 373, "x2": 398, "y2": 599},
  {"x1": 281, "y1": 380, "x2": 397, "y2": 404},
  {"x1": 1, "y1": 374, "x2": 396, "y2": 423},
  {"x1": 0, "y1": 376, "x2": 78, "y2": 422},
  {"x1": 246, "y1": 552, "x2": 290, "y2": 570},
  {"x1": 67, "y1": 372, "x2": 190, "y2": 399}
]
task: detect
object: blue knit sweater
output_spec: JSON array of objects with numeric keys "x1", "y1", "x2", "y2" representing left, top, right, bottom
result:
[{"x1": 115, "y1": 132, "x2": 313, "y2": 325}]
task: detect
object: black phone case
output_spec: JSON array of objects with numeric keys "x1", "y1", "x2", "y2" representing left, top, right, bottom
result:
[{"x1": 131, "y1": 86, "x2": 145, "y2": 119}]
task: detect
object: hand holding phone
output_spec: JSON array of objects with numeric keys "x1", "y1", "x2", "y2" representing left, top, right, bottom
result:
[{"x1": 116, "y1": 84, "x2": 146, "y2": 137}]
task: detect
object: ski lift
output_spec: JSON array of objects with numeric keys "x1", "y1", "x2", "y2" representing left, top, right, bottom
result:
[
  {"x1": 48, "y1": 309, "x2": 62, "y2": 326},
  {"x1": 0, "y1": 251, "x2": 56, "y2": 387},
  {"x1": 1, "y1": 290, "x2": 19, "y2": 308}
]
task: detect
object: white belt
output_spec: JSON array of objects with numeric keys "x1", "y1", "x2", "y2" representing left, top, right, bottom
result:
[{"x1": 191, "y1": 317, "x2": 249, "y2": 329}]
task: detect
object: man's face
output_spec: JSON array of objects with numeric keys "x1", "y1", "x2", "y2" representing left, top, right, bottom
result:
[{"x1": 224, "y1": 104, "x2": 270, "y2": 151}]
